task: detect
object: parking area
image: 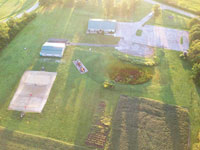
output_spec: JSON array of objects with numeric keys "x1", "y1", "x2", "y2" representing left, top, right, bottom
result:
[
  {"x1": 116, "y1": 39, "x2": 154, "y2": 57},
  {"x1": 115, "y1": 22, "x2": 189, "y2": 53}
]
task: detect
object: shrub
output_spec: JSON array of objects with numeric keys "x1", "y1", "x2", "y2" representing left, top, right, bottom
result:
[
  {"x1": 192, "y1": 63, "x2": 200, "y2": 85},
  {"x1": 192, "y1": 132, "x2": 200, "y2": 150},
  {"x1": 103, "y1": 80, "x2": 115, "y2": 88},
  {"x1": 180, "y1": 51, "x2": 188, "y2": 60},
  {"x1": 112, "y1": 51, "x2": 157, "y2": 67},
  {"x1": 0, "y1": 23, "x2": 10, "y2": 49},
  {"x1": 190, "y1": 24, "x2": 200, "y2": 35},
  {"x1": 180, "y1": 36, "x2": 183, "y2": 44},
  {"x1": 189, "y1": 18, "x2": 200, "y2": 28},
  {"x1": 136, "y1": 29, "x2": 143, "y2": 36},
  {"x1": 153, "y1": 4, "x2": 161, "y2": 18},
  {"x1": 188, "y1": 40, "x2": 200, "y2": 63},
  {"x1": 190, "y1": 31, "x2": 200, "y2": 43}
]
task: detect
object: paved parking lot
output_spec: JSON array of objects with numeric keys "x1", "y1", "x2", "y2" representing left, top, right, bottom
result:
[
  {"x1": 116, "y1": 39, "x2": 154, "y2": 57},
  {"x1": 115, "y1": 22, "x2": 189, "y2": 55}
]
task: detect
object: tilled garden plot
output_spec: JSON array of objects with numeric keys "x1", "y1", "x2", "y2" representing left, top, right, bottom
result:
[{"x1": 109, "y1": 95, "x2": 190, "y2": 150}]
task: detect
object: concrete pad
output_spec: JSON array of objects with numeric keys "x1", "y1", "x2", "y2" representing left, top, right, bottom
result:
[
  {"x1": 116, "y1": 39, "x2": 154, "y2": 57},
  {"x1": 115, "y1": 22, "x2": 189, "y2": 52},
  {"x1": 136, "y1": 25, "x2": 189, "y2": 51},
  {"x1": 8, "y1": 71, "x2": 57, "y2": 113}
]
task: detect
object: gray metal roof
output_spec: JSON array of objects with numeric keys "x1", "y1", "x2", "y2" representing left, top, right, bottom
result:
[
  {"x1": 88, "y1": 19, "x2": 117, "y2": 31},
  {"x1": 48, "y1": 38, "x2": 68, "y2": 44},
  {"x1": 40, "y1": 42, "x2": 65, "y2": 57}
]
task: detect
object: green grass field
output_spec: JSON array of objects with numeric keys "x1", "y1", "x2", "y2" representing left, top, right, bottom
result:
[
  {"x1": 0, "y1": 126, "x2": 90, "y2": 150},
  {"x1": 146, "y1": 10, "x2": 191, "y2": 30},
  {"x1": 0, "y1": 0, "x2": 200, "y2": 149},
  {"x1": 0, "y1": 0, "x2": 37, "y2": 21},
  {"x1": 156, "y1": 0, "x2": 200, "y2": 14}
]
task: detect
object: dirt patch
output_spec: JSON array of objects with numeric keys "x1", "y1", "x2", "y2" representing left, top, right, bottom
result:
[
  {"x1": 108, "y1": 63, "x2": 153, "y2": 85},
  {"x1": 108, "y1": 95, "x2": 190, "y2": 150}
]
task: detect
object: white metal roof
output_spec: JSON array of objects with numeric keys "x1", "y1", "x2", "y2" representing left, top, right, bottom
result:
[{"x1": 43, "y1": 42, "x2": 65, "y2": 48}]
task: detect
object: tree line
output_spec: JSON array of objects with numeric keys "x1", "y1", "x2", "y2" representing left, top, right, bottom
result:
[
  {"x1": 0, "y1": 13, "x2": 36, "y2": 51},
  {"x1": 102, "y1": 0, "x2": 138, "y2": 18},
  {"x1": 181, "y1": 18, "x2": 200, "y2": 85}
]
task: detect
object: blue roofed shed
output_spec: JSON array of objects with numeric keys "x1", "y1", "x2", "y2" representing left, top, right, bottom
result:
[
  {"x1": 87, "y1": 19, "x2": 117, "y2": 34},
  {"x1": 40, "y1": 42, "x2": 66, "y2": 58}
]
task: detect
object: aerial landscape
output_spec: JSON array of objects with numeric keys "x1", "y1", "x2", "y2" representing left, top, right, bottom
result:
[{"x1": 0, "y1": 0, "x2": 200, "y2": 149}]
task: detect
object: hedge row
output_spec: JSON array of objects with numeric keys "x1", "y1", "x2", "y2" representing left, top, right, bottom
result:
[
  {"x1": 112, "y1": 49, "x2": 160, "y2": 67},
  {"x1": 0, "y1": 12, "x2": 37, "y2": 51},
  {"x1": 184, "y1": 19, "x2": 200, "y2": 86}
]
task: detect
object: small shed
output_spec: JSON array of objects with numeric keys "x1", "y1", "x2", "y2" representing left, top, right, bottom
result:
[
  {"x1": 87, "y1": 19, "x2": 117, "y2": 34},
  {"x1": 40, "y1": 42, "x2": 66, "y2": 58}
]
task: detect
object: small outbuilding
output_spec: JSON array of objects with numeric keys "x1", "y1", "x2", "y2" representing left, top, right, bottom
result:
[
  {"x1": 40, "y1": 42, "x2": 66, "y2": 58},
  {"x1": 87, "y1": 19, "x2": 117, "y2": 34}
]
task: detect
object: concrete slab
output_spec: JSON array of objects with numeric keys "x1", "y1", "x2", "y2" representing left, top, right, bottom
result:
[
  {"x1": 115, "y1": 22, "x2": 189, "y2": 52},
  {"x1": 116, "y1": 39, "x2": 154, "y2": 57},
  {"x1": 8, "y1": 71, "x2": 57, "y2": 113}
]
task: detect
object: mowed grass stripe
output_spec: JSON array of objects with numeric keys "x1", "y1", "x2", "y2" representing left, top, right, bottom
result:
[{"x1": 0, "y1": 126, "x2": 92, "y2": 150}]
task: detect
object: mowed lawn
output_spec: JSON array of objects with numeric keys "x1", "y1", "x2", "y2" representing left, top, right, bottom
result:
[
  {"x1": 0, "y1": 0, "x2": 37, "y2": 21},
  {"x1": 0, "y1": 126, "x2": 91, "y2": 150},
  {"x1": 146, "y1": 10, "x2": 190, "y2": 30},
  {"x1": 156, "y1": 0, "x2": 200, "y2": 13},
  {"x1": 0, "y1": 1, "x2": 200, "y2": 149}
]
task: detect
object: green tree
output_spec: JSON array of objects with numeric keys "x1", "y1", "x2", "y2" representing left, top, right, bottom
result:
[
  {"x1": 190, "y1": 24, "x2": 200, "y2": 34},
  {"x1": 190, "y1": 31, "x2": 200, "y2": 43},
  {"x1": 63, "y1": 0, "x2": 75, "y2": 7},
  {"x1": 39, "y1": 0, "x2": 54, "y2": 6},
  {"x1": 120, "y1": 0, "x2": 129, "y2": 17},
  {"x1": 75, "y1": 0, "x2": 86, "y2": 8},
  {"x1": 188, "y1": 40, "x2": 200, "y2": 63},
  {"x1": 189, "y1": 17, "x2": 200, "y2": 28},
  {"x1": 0, "y1": 23, "x2": 10, "y2": 49},
  {"x1": 103, "y1": 0, "x2": 114, "y2": 17},
  {"x1": 192, "y1": 63, "x2": 200, "y2": 85},
  {"x1": 7, "y1": 18, "x2": 20, "y2": 38},
  {"x1": 153, "y1": 4, "x2": 161, "y2": 18},
  {"x1": 129, "y1": 0, "x2": 137, "y2": 11}
]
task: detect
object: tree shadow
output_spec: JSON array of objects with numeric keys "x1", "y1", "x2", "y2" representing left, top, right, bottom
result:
[
  {"x1": 108, "y1": 95, "x2": 139, "y2": 150},
  {"x1": 158, "y1": 50, "x2": 176, "y2": 104},
  {"x1": 0, "y1": 127, "x2": 14, "y2": 150},
  {"x1": 159, "y1": 51, "x2": 184, "y2": 149},
  {"x1": 163, "y1": 104, "x2": 184, "y2": 150}
]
